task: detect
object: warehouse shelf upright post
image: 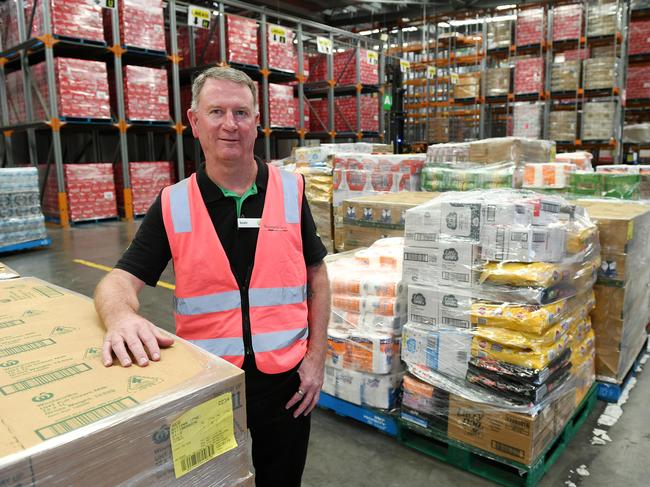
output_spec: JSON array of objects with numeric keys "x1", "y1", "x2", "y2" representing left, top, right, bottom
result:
[
  {"x1": 0, "y1": 22, "x2": 14, "y2": 167},
  {"x1": 168, "y1": 0, "x2": 186, "y2": 182}
]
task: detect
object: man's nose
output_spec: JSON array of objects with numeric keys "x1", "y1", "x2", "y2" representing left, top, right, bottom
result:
[{"x1": 223, "y1": 110, "x2": 237, "y2": 129}]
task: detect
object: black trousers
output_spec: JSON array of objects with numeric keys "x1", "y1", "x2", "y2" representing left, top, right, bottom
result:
[{"x1": 246, "y1": 369, "x2": 311, "y2": 487}]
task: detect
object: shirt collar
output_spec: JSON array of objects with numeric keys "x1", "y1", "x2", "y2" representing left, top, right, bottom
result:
[{"x1": 196, "y1": 158, "x2": 267, "y2": 203}]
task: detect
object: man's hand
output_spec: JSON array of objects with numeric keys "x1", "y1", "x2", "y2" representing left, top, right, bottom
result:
[
  {"x1": 285, "y1": 351, "x2": 325, "y2": 418},
  {"x1": 102, "y1": 313, "x2": 175, "y2": 367}
]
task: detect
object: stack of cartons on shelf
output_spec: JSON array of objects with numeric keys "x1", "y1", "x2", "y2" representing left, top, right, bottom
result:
[
  {"x1": 309, "y1": 96, "x2": 379, "y2": 133},
  {"x1": 583, "y1": 57, "x2": 617, "y2": 90},
  {"x1": 324, "y1": 239, "x2": 406, "y2": 409},
  {"x1": 485, "y1": 67, "x2": 510, "y2": 96},
  {"x1": 428, "y1": 117, "x2": 450, "y2": 143},
  {"x1": 582, "y1": 101, "x2": 616, "y2": 140},
  {"x1": 41, "y1": 163, "x2": 117, "y2": 222},
  {"x1": 551, "y1": 60, "x2": 581, "y2": 92},
  {"x1": 513, "y1": 102, "x2": 542, "y2": 139},
  {"x1": 553, "y1": 4, "x2": 583, "y2": 41},
  {"x1": 515, "y1": 7, "x2": 545, "y2": 46},
  {"x1": 514, "y1": 57, "x2": 544, "y2": 95},
  {"x1": 399, "y1": 189, "x2": 599, "y2": 464},
  {"x1": 119, "y1": 66, "x2": 170, "y2": 122},
  {"x1": 262, "y1": 23, "x2": 296, "y2": 73},
  {"x1": 0, "y1": 0, "x2": 105, "y2": 48},
  {"x1": 227, "y1": 15, "x2": 259, "y2": 66},
  {"x1": 0, "y1": 168, "x2": 48, "y2": 248},
  {"x1": 587, "y1": 0, "x2": 619, "y2": 37},
  {"x1": 576, "y1": 200, "x2": 650, "y2": 386},
  {"x1": 266, "y1": 84, "x2": 296, "y2": 128},
  {"x1": 104, "y1": 0, "x2": 166, "y2": 52},
  {"x1": 550, "y1": 111, "x2": 578, "y2": 142},
  {"x1": 629, "y1": 18, "x2": 650, "y2": 55},
  {"x1": 453, "y1": 73, "x2": 480, "y2": 99},
  {"x1": 114, "y1": 161, "x2": 174, "y2": 216},
  {"x1": 626, "y1": 65, "x2": 650, "y2": 99},
  {"x1": 308, "y1": 49, "x2": 379, "y2": 85},
  {"x1": 487, "y1": 20, "x2": 512, "y2": 50}
]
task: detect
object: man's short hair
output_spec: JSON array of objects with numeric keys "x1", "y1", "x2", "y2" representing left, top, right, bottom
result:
[{"x1": 190, "y1": 66, "x2": 258, "y2": 112}]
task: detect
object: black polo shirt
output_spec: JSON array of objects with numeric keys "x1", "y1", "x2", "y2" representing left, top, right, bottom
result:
[{"x1": 115, "y1": 160, "x2": 328, "y2": 396}]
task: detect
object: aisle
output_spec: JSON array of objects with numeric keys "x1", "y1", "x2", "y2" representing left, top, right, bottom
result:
[{"x1": 3, "y1": 221, "x2": 649, "y2": 487}]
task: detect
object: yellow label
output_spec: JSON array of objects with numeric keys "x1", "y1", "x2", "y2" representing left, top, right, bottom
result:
[
  {"x1": 317, "y1": 36, "x2": 332, "y2": 54},
  {"x1": 450, "y1": 73, "x2": 459, "y2": 85},
  {"x1": 400, "y1": 59, "x2": 410, "y2": 73},
  {"x1": 171, "y1": 392, "x2": 238, "y2": 479},
  {"x1": 367, "y1": 51, "x2": 378, "y2": 65},
  {"x1": 427, "y1": 66, "x2": 436, "y2": 79},
  {"x1": 627, "y1": 221, "x2": 634, "y2": 241},
  {"x1": 270, "y1": 25, "x2": 288, "y2": 41},
  {"x1": 190, "y1": 7, "x2": 210, "y2": 20}
]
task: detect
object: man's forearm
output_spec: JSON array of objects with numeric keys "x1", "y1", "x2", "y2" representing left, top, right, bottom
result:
[
  {"x1": 94, "y1": 269, "x2": 144, "y2": 329},
  {"x1": 305, "y1": 261, "x2": 330, "y2": 360}
]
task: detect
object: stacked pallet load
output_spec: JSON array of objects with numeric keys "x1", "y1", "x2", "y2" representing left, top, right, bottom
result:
[
  {"x1": 487, "y1": 20, "x2": 512, "y2": 50},
  {"x1": 576, "y1": 200, "x2": 650, "y2": 395},
  {"x1": 114, "y1": 161, "x2": 174, "y2": 216},
  {"x1": 226, "y1": 15, "x2": 259, "y2": 66},
  {"x1": 515, "y1": 7, "x2": 545, "y2": 46},
  {"x1": 514, "y1": 57, "x2": 544, "y2": 95},
  {"x1": 551, "y1": 59, "x2": 581, "y2": 92},
  {"x1": 453, "y1": 74, "x2": 480, "y2": 100},
  {"x1": 104, "y1": 0, "x2": 166, "y2": 52},
  {"x1": 41, "y1": 163, "x2": 117, "y2": 222},
  {"x1": 399, "y1": 189, "x2": 600, "y2": 467},
  {"x1": 626, "y1": 65, "x2": 650, "y2": 100},
  {"x1": 332, "y1": 152, "x2": 425, "y2": 251},
  {"x1": 582, "y1": 101, "x2": 616, "y2": 141},
  {"x1": 587, "y1": 0, "x2": 619, "y2": 37},
  {"x1": 308, "y1": 49, "x2": 379, "y2": 86},
  {"x1": 513, "y1": 102, "x2": 543, "y2": 139},
  {"x1": 485, "y1": 67, "x2": 510, "y2": 97},
  {"x1": 569, "y1": 165, "x2": 650, "y2": 200},
  {"x1": 262, "y1": 23, "x2": 296, "y2": 73},
  {"x1": 553, "y1": 4, "x2": 583, "y2": 42},
  {"x1": 118, "y1": 66, "x2": 170, "y2": 122},
  {"x1": 309, "y1": 96, "x2": 379, "y2": 133},
  {"x1": 324, "y1": 239, "x2": 406, "y2": 410},
  {"x1": 523, "y1": 162, "x2": 577, "y2": 191},
  {"x1": 0, "y1": 0, "x2": 105, "y2": 48},
  {"x1": 549, "y1": 111, "x2": 578, "y2": 143},
  {"x1": 583, "y1": 57, "x2": 617, "y2": 90},
  {"x1": 0, "y1": 168, "x2": 48, "y2": 249},
  {"x1": 629, "y1": 18, "x2": 650, "y2": 55}
]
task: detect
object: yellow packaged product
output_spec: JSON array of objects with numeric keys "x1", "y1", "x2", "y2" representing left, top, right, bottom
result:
[
  {"x1": 470, "y1": 299, "x2": 569, "y2": 334},
  {"x1": 474, "y1": 312, "x2": 576, "y2": 350},
  {"x1": 566, "y1": 224, "x2": 598, "y2": 255},
  {"x1": 571, "y1": 329, "x2": 596, "y2": 369},
  {"x1": 471, "y1": 334, "x2": 570, "y2": 370}
]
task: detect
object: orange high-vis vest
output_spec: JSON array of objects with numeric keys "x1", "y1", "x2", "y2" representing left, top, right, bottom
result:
[{"x1": 161, "y1": 164, "x2": 308, "y2": 373}]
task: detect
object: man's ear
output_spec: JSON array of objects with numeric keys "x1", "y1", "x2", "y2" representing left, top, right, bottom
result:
[{"x1": 187, "y1": 109, "x2": 199, "y2": 138}]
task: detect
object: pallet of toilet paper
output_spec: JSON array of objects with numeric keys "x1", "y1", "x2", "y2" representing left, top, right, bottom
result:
[{"x1": 324, "y1": 238, "x2": 407, "y2": 410}]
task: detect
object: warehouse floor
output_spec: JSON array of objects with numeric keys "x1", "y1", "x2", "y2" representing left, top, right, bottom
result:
[{"x1": 4, "y1": 221, "x2": 650, "y2": 487}]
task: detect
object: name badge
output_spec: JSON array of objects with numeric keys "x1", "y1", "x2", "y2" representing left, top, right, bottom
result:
[{"x1": 238, "y1": 218, "x2": 261, "y2": 228}]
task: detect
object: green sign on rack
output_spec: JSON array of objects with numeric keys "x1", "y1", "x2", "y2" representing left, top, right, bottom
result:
[{"x1": 383, "y1": 94, "x2": 392, "y2": 110}]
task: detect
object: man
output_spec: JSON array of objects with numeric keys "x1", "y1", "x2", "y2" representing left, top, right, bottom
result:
[{"x1": 94, "y1": 66, "x2": 330, "y2": 486}]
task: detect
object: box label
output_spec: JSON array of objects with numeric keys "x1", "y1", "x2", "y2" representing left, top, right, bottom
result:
[
  {"x1": 317, "y1": 36, "x2": 333, "y2": 54},
  {"x1": 171, "y1": 392, "x2": 238, "y2": 478},
  {"x1": 188, "y1": 5, "x2": 211, "y2": 29}
]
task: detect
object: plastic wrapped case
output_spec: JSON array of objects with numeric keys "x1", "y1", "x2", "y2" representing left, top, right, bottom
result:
[{"x1": 0, "y1": 168, "x2": 47, "y2": 248}]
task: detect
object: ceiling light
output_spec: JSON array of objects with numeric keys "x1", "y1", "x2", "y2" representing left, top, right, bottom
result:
[{"x1": 496, "y1": 4, "x2": 516, "y2": 10}]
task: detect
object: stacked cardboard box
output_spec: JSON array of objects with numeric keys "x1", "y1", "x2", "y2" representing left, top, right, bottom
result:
[
  {"x1": 119, "y1": 66, "x2": 170, "y2": 122},
  {"x1": 587, "y1": 0, "x2": 618, "y2": 37},
  {"x1": 41, "y1": 163, "x2": 117, "y2": 222},
  {"x1": 570, "y1": 171, "x2": 643, "y2": 199},
  {"x1": 553, "y1": 4, "x2": 583, "y2": 41},
  {"x1": 0, "y1": 168, "x2": 48, "y2": 248},
  {"x1": 583, "y1": 57, "x2": 617, "y2": 90},
  {"x1": 629, "y1": 18, "x2": 650, "y2": 55},
  {"x1": 114, "y1": 161, "x2": 174, "y2": 216},
  {"x1": 265, "y1": 84, "x2": 295, "y2": 128},
  {"x1": 0, "y1": 277, "x2": 253, "y2": 486},
  {"x1": 309, "y1": 96, "x2": 379, "y2": 133},
  {"x1": 453, "y1": 73, "x2": 480, "y2": 100},
  {"x1": 582, "y1": 101, "x2": 615, "y2": 141},
  {"x1": 515, "y1": 7, "x2": 545, "y2": 46},
  {"x1": 421, "y1": 163, "x2": 514, "y2": 192},
  {"x1": 514, "y1": 58, "x2": 544, "y2": 95},
  {"x1": 486, "y1": 67, "x2": 510, "y2": 97},
  {"x1": 428, "y1": 117, "x2": 450, "y2": 143},
  {"x1": 626, "y1": 65, "x2": 650, "y2": 100},
  {"x1": 227, "y1": 15, "x2": 259, "y2": 66},
  {"x1": 551, "y1": 61, "x2": 581, "y2": 92},
  {"x1": 400, "y1": 189, "x2": 599, "y2": 463},
  {"x1": 19, "y1": 58, "x2": 111, "y2": 121},
  {"x1": 523, "y1": 163, "x2": 577, "y2": 189},
  {"x1": 308, "y1": 50, "x2": 378, "y2": 85},
  {"x1": 487, "y1": 20, "x2": 512, "y2": 50},
  {"x1": 513, "y1": 102, "x2": 542, "y2": 139},
  {"x1": 577, "y1": 200, "x2": 650, "y2": 384},
  {"x1": 324, "y1": 240, "x2": 406, "y2": 409},
  {"x1": 104, "y1": 0, "x2": 166, "y2": 52},
  {"x1": 295, "y1": 166, "x2": 334, "y2": 252},
  {"x1": 549, "y1": 111, "x2": 578, "y2": 142},
  {"x1": 467, "y1": 137, "x2": 555, "y2": 165},
  {"x1": 0, "y1": 0, "x2": 104, "y2": 49},
  {"x1": 262, "y1": 23, "x2": 296, "y2": 73}
]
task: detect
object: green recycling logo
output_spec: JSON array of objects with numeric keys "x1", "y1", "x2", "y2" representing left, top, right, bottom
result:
[
  {"x1": 84, "y1": 347, "x2": 101, "y2": 359},
  {"x1": 51, "y1": 326, "x2": 76, "y2": 336},
  {"x1": 32, "y1": 392, "x2": 54, "y2": 403},
  {"x1": 128, "y1": 375, "x2": 163, "y2": 392}
]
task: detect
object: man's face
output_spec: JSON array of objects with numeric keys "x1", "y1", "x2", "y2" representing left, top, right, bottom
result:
[{"x1": 187, "y1": 78, "x2": 259, "y2": 164}]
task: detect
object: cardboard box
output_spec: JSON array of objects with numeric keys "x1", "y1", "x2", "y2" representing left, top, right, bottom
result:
[
  {"x1": 447, "y1": 394, "x2": 556, "y2": 465},
  {"x1": 481, "y1": 225, "x2": 567, "y2": 263},
  {"x1": 468, "y1": 137, "x2": 555, "y2": 165},
  {"x1": 407, "y1": 284, "x2": 474, "y2": 329},
  {"x1": 0, "y1": 262, "x2": 20, "y2": 279},
  {"x1": 0, "y1": 278, "x2": 253, "y2": 486},
  {"x1": 342, "y1": 191, "x2": 439, "y2": 230}
]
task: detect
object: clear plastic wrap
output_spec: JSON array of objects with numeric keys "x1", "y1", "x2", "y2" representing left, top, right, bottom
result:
[
  {"x1": 513, "y1": 102, "x2": 543, "y2": 139},
  {"x1": 262, "y1": 23, "x2": 296, "y2": 73},
  {"x1": 514, "y1": 57, "x2": 544, "y2": 95},
  {"x1": 114, "y1": 161, "x2": 174, "y2": 216},
  {"x1": 553, "y1": 4, "x2": 583, "y2": 41},
  {"x1": 426, "y1": 143, "x2": 470, "y2": 165},
  {"x1": 294, "y1": 166, "x2": 333, "y2": 252},
  {"x1": 624, "y1": 122, "x2": 650, "y2": 144},
  {"x1": 569, "y1": 171, "x2": 644, "y2": 200},
  {"x1": 555, "y1": 151, "x2": 594, "y2": 171},
  {"x1": 587, "y1": 0, "x2": 619, "y2": 37},
  {"x1": 0, "y1": 168, "x2": 47, "y2": 248},
  {"x1": 515, "y1": 7, "x2": 545, "y2": 46},
  {"x1": 551, "y1": 60, "x2": 581, "y2": 92},
  {"x1": 486, "y1": 67, "x2": 510, "y2": 97},
  {"x1": 627, "y1": 65, "x2": 650, "y2": 100},
  {"x1": 420, "y1": 161, "x2": 515, "y2": 192},
  {"x1": 467, "y1": 137, "x2": 555, "y2": 165},
  {"x1": 105, "y1": 0, "x2": 166, "y2": 52},
  {"x1": 487, "y1": 20, "x2": 512, "y2": 50},
  {"x1": 628, "y1": 18, "x2": 650, "y2": 55},
  {"x1": 583, "y1": 57, "x2": 618, "y2": 90},
  {"x1": 121, "y1": 66, "x2": 170, "y2": 122},
  {"x1": 0, "y1": 277, "x2": 253, "y2": 486},
  {"x1": 227, "y1": 15, "x2": 259, "y2": 66},
  {"x1": 309, "y1": 95, "x2": 379, "y2": 133},
  {"x1": 549, "y1": 111, "x2": 578, "y2": 143},
  {"x1": 582, "y1": 101, "x2": 615, "y2": 141}
]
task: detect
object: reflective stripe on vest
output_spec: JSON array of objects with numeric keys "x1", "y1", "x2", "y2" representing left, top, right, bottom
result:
[
  {"x1": 190, "y1": 327, "x2": 308, "y2": 356},
  {"x1": 169, "y1": 178, "x2": 192, "y2": 233},
  {"x1": 249, "y1": 285, "x2": 307, "y2": 307},
  {"x1": 174, "y1": 290, "x2": 241, "y2": 315},
  {"x1": 280, "y1": 169, "x2": 299, "y2": 224}
]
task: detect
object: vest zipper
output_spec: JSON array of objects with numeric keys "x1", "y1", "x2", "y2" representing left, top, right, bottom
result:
[{"x1": 240, "y1": 264, "x2": 254, "y2": 358}]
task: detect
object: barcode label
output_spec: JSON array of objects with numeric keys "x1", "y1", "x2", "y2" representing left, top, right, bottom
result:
[
  {"x1": 442, "y1": 317, "x2": 470, "y2": 328},
  {"x1": 179, "y1": 445, "x2": 216, "y2": 473},
  {"x1": 408, "y1": 232, "x2": 437, "y2": 242},
  {"x1": 35, "y1": 397, "x2": 138, "y2": 440},
  {"x1": 510, "y1": 232, "x2": 528, "y2": 242},
  {"x1": 411, "y1": 314, "x2": 435, "y2": 325},
  {"x1": 491, "y1": 440, "x2": 524, "y2": 459},
  {"x1": 532, "y1": 232, "x2": 547, "y2": 243},
  {"x1": 495, "y1": 227, "x2": 505, "y2": 260},
  {"x1": 486, "y1": 206, "x2": 496, "y2": 222},
  {"x1": 442, "y1": 272, "x2": 469, "y2": 283},
  {"x1": 33, "y1": 286, "x2": 64, "y2": 298},
  {"x1": 404, "y1": 252, "x2": 428, "y2": 262},
  {"x1": 0, "y1": 338, "x2": 55, "y2": 358},
  {"x1": 457, "y1": 351, "x2": 468, "y2": 362},
  {"x1": 0, "y1": 318, "x2": 24, "y2": 329},
  {"x1": 541, "y1": 202, "x2": 560, "y2": 213},
  {"x1": 1, "y1": 363, "x2": 91, "y2": 395}
]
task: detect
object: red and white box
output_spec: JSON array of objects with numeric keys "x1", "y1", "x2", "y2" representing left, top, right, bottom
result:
[
  {"x1": 309, "y1": 99, "x2": 329, "y2": 132},
  {"x1": 514, "y1": 57, "x2": 544, "y2": 94},
  {"x1": 18, "y1": 58, "x2": 111, "y2": 121},
  {"x1": 516, "y1": 7, "x2": 545, "y2": 46},
  {"x1": 629, "y1": 19, "x2": 650, "y2": 56},
  {"x1": 262, "y1": 23, "x2": 296, "y2": 73},
  {"x1": 559, "y1": 48, "x2": 590, "y2": 61},
  {"x1": 627, "y1": 65, "x2": 650, "y2": 100},
  {"x1": 265, "y1": 84, "x2": 295, "y2": 128},
  {"x1": 552, "y1": 4, "x2": 582, "y2": 42},
  {"x1": 295, "y1": 97, "x2": 309, "y2": 128},
  {"x1": 41, "y1": 163, "x2": 117, "y2": 222},
  {"x1": 115, "y1": 161, "x2": 174, "y2": 215},
  {"x1": 227, "y1": 15, "x2": 258, "y2": 66},
  {"x1": 307, "y1": 96, "x2": 378, "y2": 133},
  {"x1": 120, "y1": 65, "x2": 170, "y2": 121},
  {"x1": 1, "y1": 0, "x2": 104, "y2": 49},
  {"x1": 104, "y1": 0, "x2": 165, "y2": 52},
  {"x1": 308, "y1": 50, "x2": 379, "y2": 85}
]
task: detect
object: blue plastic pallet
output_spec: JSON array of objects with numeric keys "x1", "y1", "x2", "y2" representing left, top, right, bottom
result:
[
  {"x1": 597, "y1": 338, "x2": 648, "y2": 402},
  {"x1": 317, "y1": 392, "x2": 398, "y2": 437},
  {"x1": 0, "y1": 238, "x2": 51, "y2": 254}
]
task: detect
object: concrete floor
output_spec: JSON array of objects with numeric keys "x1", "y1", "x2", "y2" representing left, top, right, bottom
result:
[{"x1": 3, "y1": 221, "x2": 650, "y2": 487}]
